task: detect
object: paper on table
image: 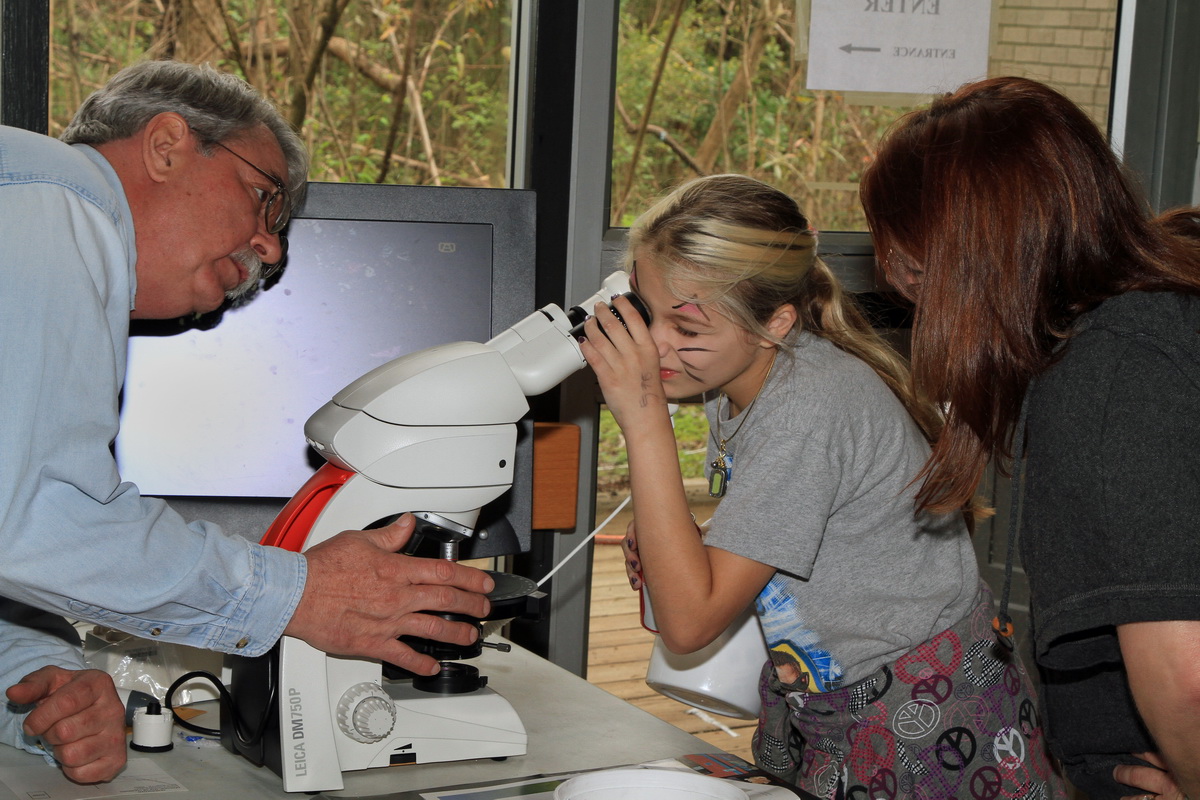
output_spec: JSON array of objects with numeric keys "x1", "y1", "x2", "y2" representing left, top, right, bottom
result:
[{"x1": 0, "y1": 756, "x2": 186, "y2": 799}]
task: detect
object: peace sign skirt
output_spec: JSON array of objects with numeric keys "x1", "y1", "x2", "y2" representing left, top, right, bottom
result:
[{"x1": 752, "y1": 580, "x2": 1067, "y2": 800}]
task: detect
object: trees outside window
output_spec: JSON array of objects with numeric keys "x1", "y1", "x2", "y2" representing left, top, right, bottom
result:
[{"x1": 52, "y1": 0, "x2": 513, "y2": 186}]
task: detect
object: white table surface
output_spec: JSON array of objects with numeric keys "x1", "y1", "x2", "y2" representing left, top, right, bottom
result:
[{"x1": 0, "y1": 640, "x2": 728, "y2": 800}]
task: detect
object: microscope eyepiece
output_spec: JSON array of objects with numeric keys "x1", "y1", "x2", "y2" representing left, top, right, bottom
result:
[{"x1": 568, "y1": 291, "x2": 652, "y2": 342}]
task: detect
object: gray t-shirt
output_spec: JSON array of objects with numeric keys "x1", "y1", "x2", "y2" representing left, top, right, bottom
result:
[{"x1": 703, "y1": 332, "x2": 978, "y2": 690}]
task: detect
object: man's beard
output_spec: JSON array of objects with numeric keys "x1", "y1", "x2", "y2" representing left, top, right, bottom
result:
[{"x1": 226, "y1": 247, "x2": 264, "y2": 304}]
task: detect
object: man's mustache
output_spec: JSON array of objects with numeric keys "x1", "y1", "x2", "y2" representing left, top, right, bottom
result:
[{"x1": 227, "y1": 247, "x2": 264, "y2": 300}]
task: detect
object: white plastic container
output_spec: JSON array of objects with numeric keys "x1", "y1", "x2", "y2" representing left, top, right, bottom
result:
[
  {"x1": 644, "y1": 594, "x2": 768, "y2": 720},
  {"x1": 554, "y1": 768, "x2": 749, "y2": 800}
]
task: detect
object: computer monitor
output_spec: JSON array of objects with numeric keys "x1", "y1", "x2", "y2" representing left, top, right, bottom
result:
[{"x1": 115, "y1": 181, "x2": 537, "y2": 554}]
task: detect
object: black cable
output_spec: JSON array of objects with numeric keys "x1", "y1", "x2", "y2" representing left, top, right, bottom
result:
[
  {"x1": 164, "y1": 670, "x2": 225, "y2": 737},
  {"x1": 164, "y1": 668, "x2": 277, "y2": 750}
]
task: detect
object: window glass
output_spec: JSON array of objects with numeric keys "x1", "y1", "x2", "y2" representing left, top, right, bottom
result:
[
  {"x1": 613, "y1": 0, "x2": 1118, "y2": 231},
  {"x1": 50, "y1": 0, "x2": 513, "y2": 186}
]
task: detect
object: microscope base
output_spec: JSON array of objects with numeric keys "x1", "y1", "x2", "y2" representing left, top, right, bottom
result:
[{"x1": 336, "y1": 681, "x2": 527, "y2": 772}]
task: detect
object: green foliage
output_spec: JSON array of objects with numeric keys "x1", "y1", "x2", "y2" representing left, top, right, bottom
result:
[
  {"x1": 611, "y1": 1, "x2": 914, "y2": 231},
  {"x1": 48, "y1": 0, "x2": 511, "y2": 187},
  {"x1": 671, "y1": 403, "x2": 711, "y2": 480},
  {"x1": 47, "y1": 1, "x2": 914, "y2": 221},
  {"x1": 597, "y1": 404, "x2": 710, "y2": 496}
]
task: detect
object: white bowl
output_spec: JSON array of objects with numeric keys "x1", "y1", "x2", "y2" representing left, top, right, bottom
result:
[{"x1": 554, "y1": 768, "x2": 749, "y2": 800}]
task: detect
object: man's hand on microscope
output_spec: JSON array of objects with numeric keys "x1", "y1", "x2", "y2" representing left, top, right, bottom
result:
[{"x1": 284, "y1": 514, "x2": 495, "y2": 675}]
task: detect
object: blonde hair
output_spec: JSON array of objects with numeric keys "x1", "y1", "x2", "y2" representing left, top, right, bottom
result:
[{"x1": 626, "y1": 173, "x2": 942, "y2": 444}]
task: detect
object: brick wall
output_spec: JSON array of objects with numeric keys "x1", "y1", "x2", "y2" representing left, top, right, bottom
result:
[{"x1": 989, "y1": 0, "x2": 1118, "y2": 126}]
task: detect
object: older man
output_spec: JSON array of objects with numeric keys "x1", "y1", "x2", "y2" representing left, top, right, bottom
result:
[{"x1": 0, "y1": 60, "x2": 494, "y2": 782}]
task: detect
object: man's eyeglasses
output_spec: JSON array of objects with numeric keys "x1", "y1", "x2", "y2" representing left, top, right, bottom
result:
[
  {"x1": 214, "y1": 141, "x2": 291, "y2": 236},
  {"x1": 214, "y1": 141, "x2": 291, "y2": 280}
]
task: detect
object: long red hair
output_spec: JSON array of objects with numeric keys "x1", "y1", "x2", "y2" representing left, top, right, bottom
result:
[{"x1": 859, "y1": 76, "x2": 1200, "y2": 513}]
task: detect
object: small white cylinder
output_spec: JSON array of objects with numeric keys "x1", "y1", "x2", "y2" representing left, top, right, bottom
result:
[{"x1": 130, "y1": 707, "x2": 174, "y2": 752}]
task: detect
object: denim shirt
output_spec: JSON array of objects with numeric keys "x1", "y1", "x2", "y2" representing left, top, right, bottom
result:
[{"x1": 0, "y1": 126, "x2": 305, "y2": 755}]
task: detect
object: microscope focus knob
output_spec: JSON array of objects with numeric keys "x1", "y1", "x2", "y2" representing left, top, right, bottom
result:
[{"x1": 336, "y1": 682, "x2": 396, "y2": 744}]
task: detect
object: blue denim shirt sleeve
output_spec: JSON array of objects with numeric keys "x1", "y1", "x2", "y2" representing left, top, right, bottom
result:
[
  {"x1": 0, "y1": 604, "x2": 89, "y2": 760},
  {"x1": 0, "y1": 127, "x2": 306, "y2": 660}
]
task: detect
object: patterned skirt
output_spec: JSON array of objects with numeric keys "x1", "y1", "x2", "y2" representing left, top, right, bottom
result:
[{"x1": 752, "y1": 581, "x2": 1067, "y2": 800}]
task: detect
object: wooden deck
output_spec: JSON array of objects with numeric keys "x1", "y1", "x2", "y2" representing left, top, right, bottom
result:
[{"x1": 584, "y1": 489, "x2": 757, "y2": 763}]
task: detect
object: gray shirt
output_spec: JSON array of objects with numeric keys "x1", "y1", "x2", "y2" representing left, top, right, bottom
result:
[{"x1": 704, "y1": 332, "x2": 977, "y2": 689}]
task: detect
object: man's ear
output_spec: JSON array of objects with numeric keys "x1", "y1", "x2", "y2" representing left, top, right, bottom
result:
[
  {"x1": 141, "y1": 112, "x2": 192, "y2": 183},
  {"x1": 762, "y1": 303, "x2": 798, "y2": 345}
]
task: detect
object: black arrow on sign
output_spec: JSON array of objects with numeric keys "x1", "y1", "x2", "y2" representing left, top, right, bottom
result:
[{"x1": 840, "y1": 44, "x2": 882, "y2": 53}]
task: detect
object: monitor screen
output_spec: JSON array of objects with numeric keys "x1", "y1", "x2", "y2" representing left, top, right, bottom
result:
[{"x1": 115, "y1": 182, "x2": 536, "y2": 550}]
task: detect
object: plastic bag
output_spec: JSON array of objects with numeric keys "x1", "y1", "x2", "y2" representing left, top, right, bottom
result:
[{"x1": 83, "y1": 626, "x2": 224, "y2": 705}]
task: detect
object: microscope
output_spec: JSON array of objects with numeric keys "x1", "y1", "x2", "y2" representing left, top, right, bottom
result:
[{"x1": 223, "y1": 271, "x2": 647, "y2": 793}]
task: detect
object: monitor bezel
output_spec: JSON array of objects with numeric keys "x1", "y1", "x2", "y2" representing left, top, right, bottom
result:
[{"x1": 291, "y1": 181, "x2": 537, "y2": 338}]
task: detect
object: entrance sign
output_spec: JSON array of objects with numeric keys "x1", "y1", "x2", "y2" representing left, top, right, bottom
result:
[{"x1": 807, "y1": 0, "x2": 992, "y2": 95}]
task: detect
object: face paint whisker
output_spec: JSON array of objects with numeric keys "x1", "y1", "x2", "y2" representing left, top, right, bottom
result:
[{"x1": 676, "y1": 356, "x2": 708, "y2": 382}]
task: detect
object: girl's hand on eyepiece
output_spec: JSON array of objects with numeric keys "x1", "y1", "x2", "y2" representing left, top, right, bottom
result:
[{"x1": 580, "y1": 300, "x2": 668, "y2": 428}]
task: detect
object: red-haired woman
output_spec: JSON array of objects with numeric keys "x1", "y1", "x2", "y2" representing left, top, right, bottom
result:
[{"x1": 861, "y1": 75, "x2": 1200, "y2": 800}]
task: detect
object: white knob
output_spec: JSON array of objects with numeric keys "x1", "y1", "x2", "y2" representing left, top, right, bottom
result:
[{"x1": 336, "y1": 682, "x2": 396, "y2": 744}]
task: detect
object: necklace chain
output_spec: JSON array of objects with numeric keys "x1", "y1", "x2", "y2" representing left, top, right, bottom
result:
[{"x1": 708, "y1": 351, "x2": 777, "y2": 497}]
